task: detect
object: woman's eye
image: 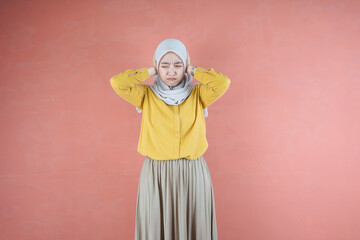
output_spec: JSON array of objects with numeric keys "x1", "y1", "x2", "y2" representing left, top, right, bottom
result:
[{"x1": 161, "y1": 65, "x2": 182, "y2": 68}]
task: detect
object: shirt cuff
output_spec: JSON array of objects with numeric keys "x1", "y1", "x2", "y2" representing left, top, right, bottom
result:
[
  {"x1": 194, "y1": 67, "x2": 214, "y2": 78},
  {"x1": 126, "y1": 68, "x2": 150, "y2": 82}
]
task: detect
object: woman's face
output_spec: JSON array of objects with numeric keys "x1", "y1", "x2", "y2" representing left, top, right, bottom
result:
[{"x1": 158, "y1": 52, "x2": 185, "y2": 87}]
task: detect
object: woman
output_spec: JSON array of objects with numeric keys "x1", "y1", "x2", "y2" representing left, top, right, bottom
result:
[{"x1": 110, "y1": 39, "x2": 230, "y2": 240}]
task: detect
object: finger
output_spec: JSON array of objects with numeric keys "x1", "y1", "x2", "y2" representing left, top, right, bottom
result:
[
  {"x1": 153, "y1": 54, "x2": 156, "y2": 68},
  {"x1": 187, "y1": 50, "x2": 190, "y2": 65}
]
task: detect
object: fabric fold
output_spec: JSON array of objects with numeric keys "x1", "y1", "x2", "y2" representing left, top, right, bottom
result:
[{"x1": 135, "y1": 156, "x2": 217, "y2": 240}]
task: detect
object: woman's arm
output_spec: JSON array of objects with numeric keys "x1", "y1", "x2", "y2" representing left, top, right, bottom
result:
[
  {"x1": 187, "y1": 64, "x2": 231, "y2": 108},
  {"x1": 109, "y1": 67, "x2": 156, "y2": 109}
]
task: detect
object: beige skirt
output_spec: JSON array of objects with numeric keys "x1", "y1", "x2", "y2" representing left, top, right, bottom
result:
[{"x1": 135, "y1": 156, "x2": 218, "y2": 240}]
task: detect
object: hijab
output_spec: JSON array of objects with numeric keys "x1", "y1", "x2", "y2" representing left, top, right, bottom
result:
[{"x1": 136, "y1": 38, "x2": 208, "y2": 117}]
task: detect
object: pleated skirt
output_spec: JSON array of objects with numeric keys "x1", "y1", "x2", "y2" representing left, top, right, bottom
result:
[{"x1": 135, "y1": 156, "x2": 218, "y2": 240}]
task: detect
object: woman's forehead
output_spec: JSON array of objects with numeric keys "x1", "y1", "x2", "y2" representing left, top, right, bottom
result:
[{"x1": 160, "y1": 52, "x2": 183, "y2": 63}]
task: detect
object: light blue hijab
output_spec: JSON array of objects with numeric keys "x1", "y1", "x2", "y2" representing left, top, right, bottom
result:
[{"x1": 136, "y1": 38, "x2": 208, "y2": 117}]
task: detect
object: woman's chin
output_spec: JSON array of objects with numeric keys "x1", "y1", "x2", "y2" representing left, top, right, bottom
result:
[{"x1": 165, "y1": 80, "x2": 181, "y2": 87}]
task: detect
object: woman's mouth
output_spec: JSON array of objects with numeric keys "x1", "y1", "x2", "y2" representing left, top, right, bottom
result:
[{"x1": 167, "y1": 78, "x2": 177, "y2": 81}]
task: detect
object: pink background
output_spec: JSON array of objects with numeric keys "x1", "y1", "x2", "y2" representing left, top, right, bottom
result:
[{"x1": 1, "y1": 0, "x2": 360, "y2": 239}]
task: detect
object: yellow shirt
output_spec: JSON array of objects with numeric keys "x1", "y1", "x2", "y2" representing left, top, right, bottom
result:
[{"x1": 110, "y1": 67, "x2": 230, "y2": 160}]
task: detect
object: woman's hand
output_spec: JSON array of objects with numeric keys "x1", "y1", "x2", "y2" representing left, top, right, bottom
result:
[
  {"x1": 147, "y1": 53, "x2": 157, "y2": 76},
  {"x1": 186, "y1": 50, "x2": 192, "y2": 75}
]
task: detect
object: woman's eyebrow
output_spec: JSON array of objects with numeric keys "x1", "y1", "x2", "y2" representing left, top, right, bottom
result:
[{"x1": 160, "y1": 62, "x2": 183, "y2": 64}]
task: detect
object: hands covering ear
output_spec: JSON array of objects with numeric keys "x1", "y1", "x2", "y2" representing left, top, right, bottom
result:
[
  {"x1": 147, "y1": 54, "x2": 157, "y2": 76},
  {"x1": 186, "y1": 50, "x2": 193, "y2": 75},
  {"x1": 153, "y1": 53, "x2": 157, "y2": 73}
]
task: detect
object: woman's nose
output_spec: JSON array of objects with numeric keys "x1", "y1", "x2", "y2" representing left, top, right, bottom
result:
[{"x1": 168, "y1": 65, "x2": 176, "y2": 73}]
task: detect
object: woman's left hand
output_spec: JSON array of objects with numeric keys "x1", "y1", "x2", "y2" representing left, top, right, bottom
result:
[{"x1": 186, "y1": 50, "x2": 192, "y2": 75}]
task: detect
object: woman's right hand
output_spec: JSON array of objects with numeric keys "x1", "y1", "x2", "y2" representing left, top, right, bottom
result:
[
  {"x1": 153, "y1": 53, "x2": 157, "y2": 70},
  {"x1": 147, "y1": 53, "x2": 157, "y2": 76}
]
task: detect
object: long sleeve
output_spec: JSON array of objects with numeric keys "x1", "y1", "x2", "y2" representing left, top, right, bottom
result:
[
  {"x1": 194, "y1": 67, "x2": 231, "y2": 108},
  {"x1": 109, "y1": 68, "x2": 149, "y2": 109}
]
